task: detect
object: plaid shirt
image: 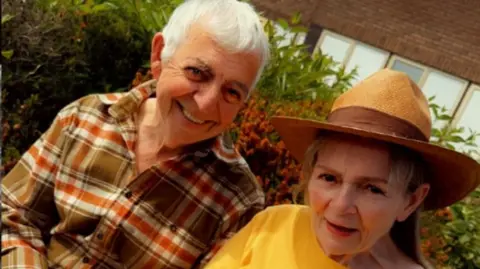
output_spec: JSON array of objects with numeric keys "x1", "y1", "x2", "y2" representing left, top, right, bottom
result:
[{"x1": 1, "y1": 80, "x2": 265, "y2": 269}]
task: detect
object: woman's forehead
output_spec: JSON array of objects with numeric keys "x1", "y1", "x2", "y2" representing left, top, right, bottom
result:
[{"x1": 315, "y1": 136, "x2": 392, "y2": 177}]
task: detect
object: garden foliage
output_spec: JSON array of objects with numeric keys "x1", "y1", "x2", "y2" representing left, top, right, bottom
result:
[{"x1": 2, "y1": 1, "x2": 479, "y2": 268}]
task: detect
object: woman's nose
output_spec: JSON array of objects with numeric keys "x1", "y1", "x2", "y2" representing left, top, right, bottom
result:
[{"x1": 329, "y1": 186, "x2": 357, "y2": 215}]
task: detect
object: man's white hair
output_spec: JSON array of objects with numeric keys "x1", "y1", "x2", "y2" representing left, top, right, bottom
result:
[{"x1": 161, "y1": 0, "x2": 270, "y2": 90}]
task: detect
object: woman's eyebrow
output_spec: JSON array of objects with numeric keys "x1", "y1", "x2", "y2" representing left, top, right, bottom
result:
[
  {"x1": 314, "y1": 164, "x2": 341, "y2": 176},
  {"x1": 357, "y1": 176, "x2": 388, "y2": 184}
]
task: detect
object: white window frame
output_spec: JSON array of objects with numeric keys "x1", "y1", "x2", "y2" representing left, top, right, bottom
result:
[
  {"x1": 314, "y1": 30, "x2": 390, "y2": 69},
  {"x1": 314, "y1": 30, "x2": 356, "y2": 65},
  {"x1": 387, "y1": 55, "x2": 430, "y2": 86}
]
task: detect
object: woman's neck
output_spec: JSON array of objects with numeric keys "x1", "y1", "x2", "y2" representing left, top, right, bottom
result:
[{"x1": 345, "y1": 235, "x2": 422, "y2": 269}]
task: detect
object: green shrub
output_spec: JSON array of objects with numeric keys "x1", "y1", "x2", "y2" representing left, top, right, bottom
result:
[{"x1": 1, "y1": 0, "x2": 155, "y2": 169}]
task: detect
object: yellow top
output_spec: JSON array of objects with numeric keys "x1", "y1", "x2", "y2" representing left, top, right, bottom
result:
[{"x1": 205, "y1": 204, "x2": 349, "y2": 269}]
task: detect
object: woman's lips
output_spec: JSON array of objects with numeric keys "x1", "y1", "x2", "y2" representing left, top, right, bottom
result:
[{"x1": 326, "y1": 220, "x2": 358, "y2": 237}]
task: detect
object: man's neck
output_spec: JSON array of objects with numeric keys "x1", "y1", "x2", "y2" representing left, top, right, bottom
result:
[{"x1": 135, "y1": 98, "x2": 181, "y2": 159}]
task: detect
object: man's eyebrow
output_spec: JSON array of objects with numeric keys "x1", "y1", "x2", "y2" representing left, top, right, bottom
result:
[
  {"x1": 188, "y1": 57, "x2": 250, "y2": 94},
  {"x1": 188, "y1": 57, "x2": 214, "y2": 74},
  {"x1": 231, "y1": 81, "x2": 249, "y2": 95}
]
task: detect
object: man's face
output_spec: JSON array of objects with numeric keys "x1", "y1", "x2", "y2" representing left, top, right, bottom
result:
[{"x1": 152, "y1": 24, "x2": 260, "y2": 149}]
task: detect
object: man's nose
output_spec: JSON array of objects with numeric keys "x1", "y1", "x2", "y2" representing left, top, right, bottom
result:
[{"x1": 194, "y1": 84, "x2": 221, "y2": 112}]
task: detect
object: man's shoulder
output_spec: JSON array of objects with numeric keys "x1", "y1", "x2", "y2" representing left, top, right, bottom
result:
[{"x1": 58, "y1": 92, "x2": 125, "y2": 114}]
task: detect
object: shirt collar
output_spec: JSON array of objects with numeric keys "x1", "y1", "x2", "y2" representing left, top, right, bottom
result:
[
  {"x1": 104, "y1": 79, "x2": 157, "y2": 121},
  {"x1": 99, "y1": 79, "x2": 244, "y2": 164}
]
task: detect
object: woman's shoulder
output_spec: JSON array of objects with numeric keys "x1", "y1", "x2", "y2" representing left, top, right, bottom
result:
[{"x1": 250, "y1": 204, "x2": 310, "y2": 229}]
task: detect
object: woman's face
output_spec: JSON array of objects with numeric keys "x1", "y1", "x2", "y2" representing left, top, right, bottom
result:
[{"x1": 308, "y1": 136, "x2": 428, "y2": 257}]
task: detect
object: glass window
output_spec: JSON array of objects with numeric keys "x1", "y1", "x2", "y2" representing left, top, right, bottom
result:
[
  {"x1": 456, "y1": 86, "x2": 480, "y2": 138},
  {"x1": 391, "y1": 59, "x2": 424, "y2": 84},
  {"x1": 319, "y1": 34, "x2": 351, "y2": 64},
  {"x1": 454, "y1": 85, "x2": 480, "y2": 160},
  {"x1": 421, "y1": 71, "x2": 467, "y2": 129},
  {"x1": 345, "y1": 43, "x2": 390, "y2": 85}
]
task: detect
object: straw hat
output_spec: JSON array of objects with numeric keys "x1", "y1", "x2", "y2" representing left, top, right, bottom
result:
[{"x1": 270, "y1": 68, "x2": 480, "y2": 210}]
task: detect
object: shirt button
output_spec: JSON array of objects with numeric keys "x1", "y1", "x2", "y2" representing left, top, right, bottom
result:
[
  {"x1": 82, "y1": 257, "x2": 90, "y2": 263},
  {"x1": 125, "y1": 190, "x2": 133, "y2": 199},
  {"x1": 96, "y1": 233, "x2": 104, "y2": 240},
  {"x1": 170, "y1": 224, "x2": 177, "y2": 233}
]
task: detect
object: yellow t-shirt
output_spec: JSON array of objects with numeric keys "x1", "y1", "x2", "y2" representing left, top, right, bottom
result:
[{"x1": 205, "y1": 204, "x2": 348, "y2": 269}]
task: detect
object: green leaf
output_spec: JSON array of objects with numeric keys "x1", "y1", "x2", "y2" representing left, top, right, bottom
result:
[
  {"x1": 449, "y1": 135, "x2": 466, "y2": 143},
  {"x1": 445, "y1": 142, "x2": 456, "y2": 150},
  {"x1": 437, "y1": 114, "x2": 452, "y2": 121},
  {"x1": 277, "y1": 19, "x2": 289, "y2": 30},
  {"x1": 459, "y1": 234, "x2": 471, "y2": 244},
  {"x1": 291, "y1": 26, "x2": 308, "y2": 34},
  {"x1": 2, "y1": 50, "x2": 14, "y2": 59},
  {"x1": 92, "y1": 3, "x2": 117, "y2": 12},
  {"x1": 290, "y1": 12, "x2": 302, "y2": 24},
  {"x1": 1, "y1": 14, "x2": 14, "y2": 25}
]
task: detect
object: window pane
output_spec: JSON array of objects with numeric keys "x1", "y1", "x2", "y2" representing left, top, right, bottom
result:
[
  {"x1": 455, "y1": 86, "x2": 480, "y2": 160},
  {"x1": 422, "y1": 71, "x2": 467, "y2": 129},
  {"x1": 319, "y1": 34, "x2": 351, "y2": 64},
  {"x1": 457, "y1": 87, "x2": 480, "y2": 137},
  {"x1": 391, "y1": 59, "x2": 424, "y2": 84},
  {"x1": 345, "y1": 43, "x2": 389, "y2": 85}
]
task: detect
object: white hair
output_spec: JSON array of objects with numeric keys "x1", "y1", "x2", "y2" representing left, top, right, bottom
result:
[{"x1": 160, "y1": 0, "x2": 270, "y2": 91}]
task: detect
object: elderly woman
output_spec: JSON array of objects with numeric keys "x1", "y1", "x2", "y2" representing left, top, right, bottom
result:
[
  {"x1": 1, "y1": 0, "x2": 269, "y2": 268},
  {"x1": 205, "y1": 69, "x2": 480, "y2": 269}
]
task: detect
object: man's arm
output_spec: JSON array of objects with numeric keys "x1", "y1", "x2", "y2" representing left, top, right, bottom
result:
[{"x1": 1, "y1": 110, "x2": 70, "y2": 268}]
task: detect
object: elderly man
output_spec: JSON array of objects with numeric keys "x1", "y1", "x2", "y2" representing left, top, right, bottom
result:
[{"x1": 1, "y1": 0, "x2": 270, "y2": 268}]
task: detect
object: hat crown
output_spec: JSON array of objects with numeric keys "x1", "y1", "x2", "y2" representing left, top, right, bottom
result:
[{"x1": 331, "y1": 69, "x2": 432, "y2": 139}]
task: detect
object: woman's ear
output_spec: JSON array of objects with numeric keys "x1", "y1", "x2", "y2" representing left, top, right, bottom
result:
[
  {"x1": 397, "y1": 183, "x2": 430, "y2": 222},
  {"x1": 151, "y1": 32, "x2": 165, "y2": 79}
]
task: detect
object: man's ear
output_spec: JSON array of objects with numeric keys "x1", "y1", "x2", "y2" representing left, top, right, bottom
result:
[
  {"x1": 151, "y1": 32, "x2": 165, "y2": 79},
  {"x1": 396, "y1": 183, "x2": 430, "y2": 222}
]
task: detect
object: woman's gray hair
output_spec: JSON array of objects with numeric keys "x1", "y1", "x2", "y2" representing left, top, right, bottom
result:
[{"x1": 160, "y1": 0, "x2": 270, "y2": 91}]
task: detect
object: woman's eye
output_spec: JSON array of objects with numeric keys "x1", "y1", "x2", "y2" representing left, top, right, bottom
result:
[
  {"x1": 319, "y1": 174, "x2": 336, "y2": 183},
  {"x1": 224, "y1": 89, "x2": 242, "y2": 104},
  {"x1": 367, "y1": 184, "x2": 386, "y2": 195}
]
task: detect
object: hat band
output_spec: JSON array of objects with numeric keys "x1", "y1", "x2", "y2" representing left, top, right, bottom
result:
[{"x1": 327, "y1": 106, "x2": 429, "y2": 142}]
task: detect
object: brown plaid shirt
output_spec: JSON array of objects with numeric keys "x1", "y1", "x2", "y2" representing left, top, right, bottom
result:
[{"x1": 1, "y1": 80, "x2": 265, "y2": 269}]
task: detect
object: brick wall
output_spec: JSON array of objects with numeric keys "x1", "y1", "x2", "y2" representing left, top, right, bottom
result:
[{"x1": 252, "y1": 0, "x2": 480, "y2": 84}]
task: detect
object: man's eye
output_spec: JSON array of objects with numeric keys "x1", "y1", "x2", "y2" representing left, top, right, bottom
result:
[
  {"x1": 319, "y1": 174, "x2": 336, "y2": 183},
  {"x1": 185, "y1": 67, "x2": 204, "y2": 80},
  {"x1": 224, "y1": 89, "x2": 242, "y2": 104}
]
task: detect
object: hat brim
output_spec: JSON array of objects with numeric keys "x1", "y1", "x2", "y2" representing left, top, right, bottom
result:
[{"x1": 270, "y1": 116, "x2": 480, "y2": 210}]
